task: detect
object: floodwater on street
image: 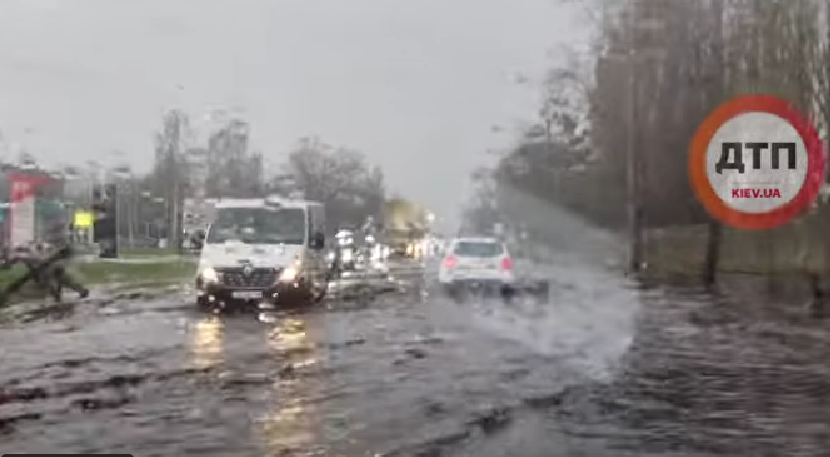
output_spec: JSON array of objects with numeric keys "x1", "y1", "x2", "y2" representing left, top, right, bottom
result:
[{"x1": 2, "y1": 260, "x2": 830, "y2": 456}]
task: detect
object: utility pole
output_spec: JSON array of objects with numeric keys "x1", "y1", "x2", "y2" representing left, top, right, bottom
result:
[
  {"x1": 126, "y1": 176, "x2": 135, "y2": 249},
  {"x1": 622, "y1": 2, "x2": 666, "y2": 274},
  {"x1": 626, "y1": 8, "x2": 644, "y2": 273},
  {"x1": 626, "y1": 67, "x2": 643, "y2": 272},
  {"x1": 110, "y1": 170, "x2": 119, "y2": 257},
  {"x1": 172, "y1": 173, "x2": 181, "y2": 253},
  {"x1": 703, "y1": 0, "x2": 725, "y2": 286}
]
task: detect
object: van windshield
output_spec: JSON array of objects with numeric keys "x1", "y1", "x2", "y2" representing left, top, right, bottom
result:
[{"x1": 206, "y1": 207, "x2": 306, "y2": 245}]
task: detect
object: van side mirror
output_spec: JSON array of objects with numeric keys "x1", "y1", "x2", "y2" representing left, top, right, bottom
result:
[{"x1": 311, "y1": 232, "x2": 325, "y2": 250}]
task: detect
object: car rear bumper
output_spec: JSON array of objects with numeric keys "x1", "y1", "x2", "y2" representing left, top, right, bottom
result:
[
  {"x1": 440, "y1": 275, "x2": 514, "y2": 287},
  {"x1": 441, "y1": 279, "x2": 516, "y2": 296}
]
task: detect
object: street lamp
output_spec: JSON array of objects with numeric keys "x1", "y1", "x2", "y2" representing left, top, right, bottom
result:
[{"x1": 108, "y1": 163, "x2": 137, "y2": 249}]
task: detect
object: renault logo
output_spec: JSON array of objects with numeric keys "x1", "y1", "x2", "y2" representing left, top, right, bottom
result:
[{"x1": 242, "y1": 264, "x2": 254, "y2": 276}]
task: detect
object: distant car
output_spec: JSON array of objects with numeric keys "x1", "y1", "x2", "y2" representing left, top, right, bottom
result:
[{"x1": 438, "y1": 237, "x2": 516, "y2": 302}]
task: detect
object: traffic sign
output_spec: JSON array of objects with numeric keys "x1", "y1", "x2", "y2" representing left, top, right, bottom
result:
[{"x1": 689, "y1": 94, "x2": 825, "y2": 230}]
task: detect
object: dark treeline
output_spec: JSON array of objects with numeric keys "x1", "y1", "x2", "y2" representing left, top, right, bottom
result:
[{"x1": 473, "y1": 0, "x2": 829, "y2": 232}]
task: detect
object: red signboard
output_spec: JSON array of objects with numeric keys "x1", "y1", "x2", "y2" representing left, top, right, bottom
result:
[{"x1": 8, "y1": 172, "x2": 52, "y2": 247}]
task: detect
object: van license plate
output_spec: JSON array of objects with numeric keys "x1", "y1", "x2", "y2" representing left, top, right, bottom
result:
[{"x1": 232, "y1": 291, "x2": 263, "y2": 299}]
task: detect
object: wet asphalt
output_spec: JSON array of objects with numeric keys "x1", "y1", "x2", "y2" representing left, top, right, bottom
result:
[{"x1": 2, "y1": 255, "x2": 830, "y2": 457}]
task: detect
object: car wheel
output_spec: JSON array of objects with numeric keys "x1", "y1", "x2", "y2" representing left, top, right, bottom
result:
[
  {"x1": 220, "y1": 299, "x2": 240, "y2": 314},
  {"x1": 500, "y1": 284, "x2": 516, "y2": 303},
  {"x1": 244, "y1": 299, "x2": 263, "y2": 312},
  {"x1": 277, "y1": 289, "x2": 315, "y2": 309},
  {"x1": 442, "y1": 284, "x2": 456, "y2": 299},
  {"x1": 450, "y1": 286, "x2": 467, "y2": 304},
  {"x1": 535, "y1": 282, "x2": 550, "y2": 304}
]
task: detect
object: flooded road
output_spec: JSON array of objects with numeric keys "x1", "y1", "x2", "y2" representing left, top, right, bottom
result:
[{"x1": 2, "y1": 258, "x2": 830, "y2": 456}]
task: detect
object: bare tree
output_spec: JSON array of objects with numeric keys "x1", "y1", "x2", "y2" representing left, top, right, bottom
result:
[
  {"x1": 279, "y1": 136, "x2": 386, "y2": 228},
  {"x1": 152, "y1": 109, "x2": 189, "y2": 244},
  {"x1": 205, "y1": 118, "x2": 263, "y2": 198}
]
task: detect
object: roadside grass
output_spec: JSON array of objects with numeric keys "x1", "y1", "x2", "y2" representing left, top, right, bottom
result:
[
  {"x1": 119, "y1": 247, "x2": 181, "y2": 258},
  {"x1": 73, "y1": 260, "x2": 196, "y2": 284},
  {"x1": 0, "y1": 260, "x2": 196, "y2": 303}
]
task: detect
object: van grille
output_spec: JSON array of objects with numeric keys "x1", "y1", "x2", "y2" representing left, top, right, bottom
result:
[{"x1": 217, "y1": 267, "x2": 278, "y2": 288}]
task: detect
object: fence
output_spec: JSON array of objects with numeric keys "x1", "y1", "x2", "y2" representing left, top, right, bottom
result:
[{"x1": 644, "y1": 211, "x2": 830, "y2": 276}]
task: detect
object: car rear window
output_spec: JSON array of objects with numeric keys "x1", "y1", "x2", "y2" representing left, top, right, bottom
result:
[{"x1": 453, "y1": 241, "x2": 503, "y2": 257}]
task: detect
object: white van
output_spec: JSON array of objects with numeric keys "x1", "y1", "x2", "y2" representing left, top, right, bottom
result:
[{"x1": 195, "y1": 195, "x2": 327, "y2": 309}]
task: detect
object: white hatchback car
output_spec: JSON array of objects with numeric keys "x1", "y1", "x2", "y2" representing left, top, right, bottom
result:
[{"x1": 438, "y1": 237, "x2": 516, "y2": 300}]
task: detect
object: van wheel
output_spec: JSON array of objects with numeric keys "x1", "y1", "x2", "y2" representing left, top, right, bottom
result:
[{"x1": 197, "y1": 295, "x2": 211, "y2": 310}]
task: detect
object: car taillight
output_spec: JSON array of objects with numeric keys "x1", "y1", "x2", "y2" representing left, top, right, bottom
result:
[
  {"x1": 501, "y1": 257, "x2": 513, "y2": 270},
  {"x1": 444, "y1": 255, "x2": 457, "y2": 268}
]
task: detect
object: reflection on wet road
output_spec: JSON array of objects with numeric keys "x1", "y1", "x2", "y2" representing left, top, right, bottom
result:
[{"x1": 2, "y1": 260, "x2": 830, "y2": 456}]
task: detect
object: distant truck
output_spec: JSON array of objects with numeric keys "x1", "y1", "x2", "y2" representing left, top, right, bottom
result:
[{"x1": 380, "y1": 198, "x2": 428, "y2": 259}]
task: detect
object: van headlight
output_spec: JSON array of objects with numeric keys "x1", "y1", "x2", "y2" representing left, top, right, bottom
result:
[
  {"x1": 201, "y1": 267, "x2": 219, "y2": 283},
  {"x1": 279, "y1": 266, "x2": 297, "y2": 281}
]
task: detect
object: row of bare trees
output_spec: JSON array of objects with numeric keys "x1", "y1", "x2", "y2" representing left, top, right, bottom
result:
[
  {"x1": 143, "y1": 110, "x2": 386, "y2": 240},
  {"x1": 471, "y1": 0, "x2": 830, "y2": 275},
  {"x1": 0, "y1": 109, "x2": 386, "y2": 248}
]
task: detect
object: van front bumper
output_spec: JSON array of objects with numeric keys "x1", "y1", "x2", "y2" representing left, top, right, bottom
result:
[{"x1": 196, "y1": 280, "x2": 313, "y2": 306}]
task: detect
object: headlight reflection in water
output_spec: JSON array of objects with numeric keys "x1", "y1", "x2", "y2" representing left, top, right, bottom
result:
[
  {"x1": 189, "y1": 316, "x2": 225, "y2": 370},
  {"x1": 259, "y1": 317, "x2": 327, "y2": 455}
]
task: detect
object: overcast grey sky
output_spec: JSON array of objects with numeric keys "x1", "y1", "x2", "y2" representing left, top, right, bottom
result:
[{"x1": 0, "y1": 0, "x2": 587, "y2": 223}]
